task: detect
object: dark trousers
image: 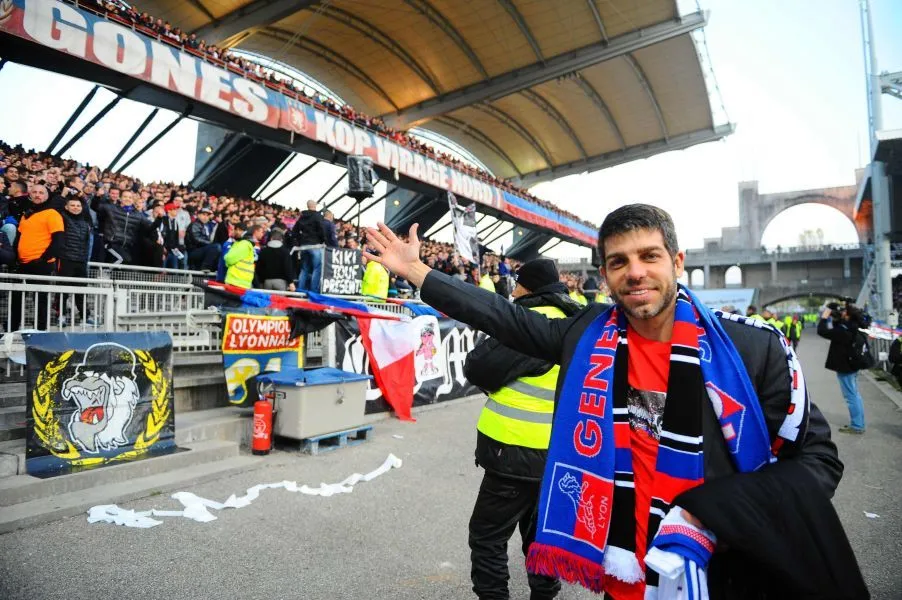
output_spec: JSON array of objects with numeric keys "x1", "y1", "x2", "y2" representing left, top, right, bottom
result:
[
  {"x1": 10, "y1": 260, "x2": 56, "y2": 331},
  {"x1": 59, "y1": 259, "x2": 88, "y2": 320},
  {"x1": 469, "y1": 472, "x2": 560, "y2": 600},
  {"x1": 188, "y1": 243, "x2": 221, "y2": 271}
]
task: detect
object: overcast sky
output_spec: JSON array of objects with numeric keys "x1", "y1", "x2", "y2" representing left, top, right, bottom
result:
[{"x1": 0, "y1": 0, "x2": 899, "y2": 259}]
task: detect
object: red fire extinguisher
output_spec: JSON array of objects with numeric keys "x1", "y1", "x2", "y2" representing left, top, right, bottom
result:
[{"x1": 252, "y1": 389, "x2": 274, "y2": 456}]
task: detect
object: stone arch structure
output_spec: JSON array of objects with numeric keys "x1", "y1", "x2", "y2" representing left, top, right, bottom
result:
[
  {"x1": 724, "y1": 265, "x2": 743, "y2": 286},
  {"x1": 690, "y1": 268, "x2": 705, "y2": 288},
  {"x1": 710, "y1": 176, "x2": 873, "y2": 251}
]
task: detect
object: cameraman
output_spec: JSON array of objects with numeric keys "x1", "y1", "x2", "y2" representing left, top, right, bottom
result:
[{"x1": 817, "y1": 302, "x2": 867, "y2": 434}]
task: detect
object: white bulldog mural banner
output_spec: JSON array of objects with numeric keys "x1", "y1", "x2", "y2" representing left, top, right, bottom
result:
[{"x1": 25, "y1": 332, "x2": 175, "y2": 477}]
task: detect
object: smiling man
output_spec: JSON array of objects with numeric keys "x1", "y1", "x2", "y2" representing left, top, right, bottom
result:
[{"x1": 364, "y1": 204, "x2": 865, "y2": 599}]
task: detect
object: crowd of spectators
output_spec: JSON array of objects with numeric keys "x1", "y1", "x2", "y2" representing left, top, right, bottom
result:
[
  {"x1": 0, "y1": 141, "x2": 551, "y2": 304},
  {"x1": 70, "y1": 0, "x2": 597, "y2": 232}
]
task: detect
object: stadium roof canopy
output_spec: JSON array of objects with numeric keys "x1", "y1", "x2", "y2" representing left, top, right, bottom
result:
[{"x1": 139, "y1": 0, "x2": 731, "y2": 185}]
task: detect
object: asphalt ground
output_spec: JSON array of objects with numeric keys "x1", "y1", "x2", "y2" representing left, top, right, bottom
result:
[{"x1": 0, "y1": 334, "x2": 899, "y2": 600}]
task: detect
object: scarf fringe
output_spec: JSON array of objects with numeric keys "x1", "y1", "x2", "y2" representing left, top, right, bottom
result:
[
  {"x1": 603, "y1": 545, "x2": 645, "y2": 583},
  {"x1": 527, "y1": 543, "x2": 607, "y2": 593}
]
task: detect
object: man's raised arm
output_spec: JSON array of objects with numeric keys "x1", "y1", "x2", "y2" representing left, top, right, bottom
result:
[{"x1": 363, "y1": 223, "x2": 570, "y2": 363}]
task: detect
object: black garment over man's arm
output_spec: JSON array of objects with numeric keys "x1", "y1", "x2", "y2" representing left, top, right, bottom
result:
[
  {"x1": 421, "y1": 271, "x2": 573, "y2": 364},
  {"x1": 464, "y1": 338, "x2": 554, "y2": 392}
]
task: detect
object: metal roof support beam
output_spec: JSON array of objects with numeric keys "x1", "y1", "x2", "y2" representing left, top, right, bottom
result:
[
  {"x1": 540, "y1": 238, "x2": 564, "y2": 254},
  {"x1": 107, "y1": 108, "x2": 159, "y2": 172},
  {"x1": 198, "y1": 140, "x2": 255, "y2": 187},
  {"x1": 261, "y1": 158, "x2": 319, "y2": 203},
  {"x1": 573, "y1": 73, "x2": 626, "y2": 149},
  {"x1": 521, "y1": 89, "x2": 587, "y2": 158},
  {"x1": 321, "y1": 6, "x2": 442, "y2": 95},
  {"x1": 55, "y1": 93, "x2": 123, "y2": 158},
  {"x1": 262, "y1": 29, "x2": 399, "y2": 110},
  {"x1": 353, "y1": 186, "x2": 399, "y2": 220},
  {"x1": 118, "y1": 110, "x2": 190, "y2": 173},
  {"x1": 318, "y1": 172, "x2": 348, "y2": 204},
  {"x1": 254, "y1": 153, "x2": 295, "y2": 199},
  {"x1": 434, "y1": 116, "x2": 522, "y2": 176},
  {"x1": 426, "y1": 218, "x2": 454, "y2": 238},
  {"x1": 479, "y1": 219, "x2": 503, "y2": 237},
  {"x1": 485, "y1": 223, "x2": 515, "y2": 247},
  {"x1": 382, "y1": 11, "x2": 707, "y2": 128},
  {"x1": 586, "y1": 0, "x2": 608, "y2": 42},
  {"x1": 475, "y1": 104, "x2": 553, "y2": 166},
  {"x1": 881, "y1": 71, "x2": 902, "y2": 101},
  {"x1": 624, "y1": 54, "x2": 669, "y2": 141},
  {"x1": 192, "y1": 0, "x2": 319, "y2": 46},
  {"x1": 46, "y1": 84, "x2": 99, "y2": 154},
  {"x1": 187, "y1": 0, "x2": 216, "y2": 22},
  {"x1": 496, "y1": 0, "x2": 544, "y2": 62},
  {"x1": 514, "y1": 124, "x2": 733, "y2": 185},
  {"x1": 402, "y1": 0, "x2": 488, "y2": 78}
]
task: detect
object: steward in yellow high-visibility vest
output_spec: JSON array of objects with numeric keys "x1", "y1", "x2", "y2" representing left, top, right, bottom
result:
[
  {"x1": 461, "y1": 257, "x2": 582, "y2": 599},
  {"x1": 224, "y1": 225, "x2": 263, "y2": 289},
  {"x1": 745, "y1": 304, "x2": 765, "y2": 321},
  {"x1": 361, "y1": 256, "x2": 390, "y2": 298}
]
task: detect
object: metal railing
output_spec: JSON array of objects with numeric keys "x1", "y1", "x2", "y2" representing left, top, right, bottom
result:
[{"x1": 0, "y1": 263, "x2": 424, "y2": 380}]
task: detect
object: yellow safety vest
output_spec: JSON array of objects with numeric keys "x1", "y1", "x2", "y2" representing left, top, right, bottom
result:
[
  {"x1": 361, "y1": 261, "x2": 389, "y2": 298},
  {"x1": 224, "y1": 239, "x2": 255, "y2": 289},
  {"x1": 766, "y1": 317, "x2": 785, "y2": 334},
  {"x1": 748, "y1": 314, "x2": 764, "y2": 321},
  {"x1": 479, "y1": 274, "x2": 495, "y2": 292},
  {"x1": 569, "y1": 290, "x2": 588, "y2": 305},
  {"x1": 476, "y1": 305, "x2": 566, "y2": 449}
]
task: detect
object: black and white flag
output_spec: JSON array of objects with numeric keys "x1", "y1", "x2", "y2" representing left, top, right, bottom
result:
[{"x1": 447, "y1": 192, "x2": 479, "y2": 265}]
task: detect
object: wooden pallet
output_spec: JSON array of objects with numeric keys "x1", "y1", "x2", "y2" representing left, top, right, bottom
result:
[{"x1": 299, "y1": 425, "x2": 373, "y2": 455}]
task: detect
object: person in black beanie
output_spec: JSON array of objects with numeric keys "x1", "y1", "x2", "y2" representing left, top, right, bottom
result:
[{"x1": 462, "y1": 257, "x2": 584, "y2": 600}]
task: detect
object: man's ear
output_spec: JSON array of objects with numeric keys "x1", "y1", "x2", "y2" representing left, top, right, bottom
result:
[{"x1": 673, "y1": 250, "x2": 686, "y2": 278}]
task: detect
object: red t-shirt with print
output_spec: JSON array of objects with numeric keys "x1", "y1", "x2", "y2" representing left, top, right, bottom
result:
[{"x1": 606, "y1": 326, "x2": 670, "y2": 600}]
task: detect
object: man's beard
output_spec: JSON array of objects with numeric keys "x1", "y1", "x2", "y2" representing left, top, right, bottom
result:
[{"x1": 611, "y1": 270, "x2": 678, "y2": 320}]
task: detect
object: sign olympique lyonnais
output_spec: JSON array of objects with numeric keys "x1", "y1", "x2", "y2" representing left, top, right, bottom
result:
[{"x1": 1, "y1": 0, "x2": 597, "y2": 246}]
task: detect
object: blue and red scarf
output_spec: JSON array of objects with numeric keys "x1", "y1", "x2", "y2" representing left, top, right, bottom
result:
[{"x1": 526, "y1": 286, "x2": 808, "y2": 593}]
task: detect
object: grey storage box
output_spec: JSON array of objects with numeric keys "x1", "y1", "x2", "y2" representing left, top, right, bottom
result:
[{"x1": 258, "y1": 368, "x2": 373, "y2": 440}]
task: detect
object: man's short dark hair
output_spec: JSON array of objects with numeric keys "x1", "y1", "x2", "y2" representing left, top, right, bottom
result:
[
  {"x1": 269, "y1": 229, "x2": 283, "y2": 241},
  {"x1": 598, "y1": 204, "x2": 679, "y2": 260},
  {"x1": 248, "y1": 224, "x2": 263, "y2": 236}
]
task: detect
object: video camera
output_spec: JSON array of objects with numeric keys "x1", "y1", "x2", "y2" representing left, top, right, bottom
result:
[{"x1": 826, "y1": 297, "x2": 871, "y2": 327}]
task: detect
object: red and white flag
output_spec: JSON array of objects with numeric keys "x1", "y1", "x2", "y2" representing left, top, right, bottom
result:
[{"x1": 357, "y1": 317, "x2": 417, "y2": 421}]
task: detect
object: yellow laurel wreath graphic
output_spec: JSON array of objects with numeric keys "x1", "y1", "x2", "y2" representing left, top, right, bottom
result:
[
  {"x1": 32, "y1": 348, "x2": 171, "y2": 468},
  {"x1": 0, "y1": 0, "x2": 15, "y2": 27}
]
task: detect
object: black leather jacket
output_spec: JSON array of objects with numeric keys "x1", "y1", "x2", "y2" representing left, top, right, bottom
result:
[{"x1": 92, "y1": 197, "x2": 149, "y2": 248}]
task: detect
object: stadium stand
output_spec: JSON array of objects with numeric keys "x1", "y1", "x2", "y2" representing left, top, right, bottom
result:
[
  {"x1": 66, "y1": 0, "x2": 597, "y2": 231},
  {"x1": 0, "y1": 139, "x2": 530, "y2": 290}
]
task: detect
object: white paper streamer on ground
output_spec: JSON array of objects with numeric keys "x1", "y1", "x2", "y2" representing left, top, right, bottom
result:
[{"x1": 87, "y1": 454, "x2": 403, "y2": 528}]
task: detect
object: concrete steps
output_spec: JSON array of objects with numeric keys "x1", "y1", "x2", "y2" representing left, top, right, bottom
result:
[
  {"x1": 0, "y1": 384, "x2": 25, "y2": 409},
  {"x1": 0, "y1": 439, "x2": 24, "y2": 478},
  {"x1": 0, "y1": 439, "x2": 240, "y2": 507}
]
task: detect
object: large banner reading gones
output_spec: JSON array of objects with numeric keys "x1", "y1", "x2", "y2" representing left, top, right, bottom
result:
[
  {"x1": 0, "y1": 0, "x2": 596, "y2": 246},
  {"x1": 335, "y1": 316, "x2": 482, "y2": 414}
]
